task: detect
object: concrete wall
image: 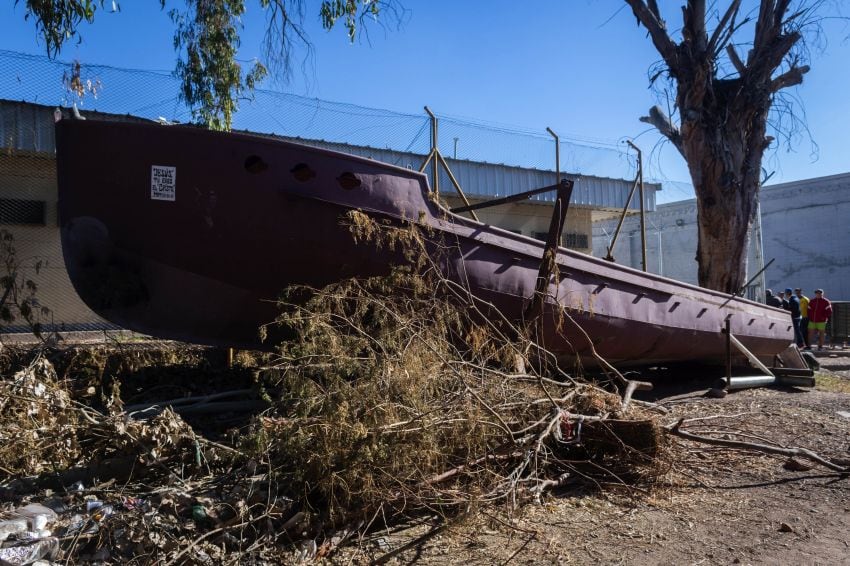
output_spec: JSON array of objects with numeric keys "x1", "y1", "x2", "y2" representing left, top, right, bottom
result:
[
  {"x1": 760, "y1": 174, "x2": 850, "y2": 301},
  {"x1": 592, "y1": 172, "x2": 850, "y2": 301},
  {"x1": 0, "y1": 152, "x2": 107, "y2": 330}
]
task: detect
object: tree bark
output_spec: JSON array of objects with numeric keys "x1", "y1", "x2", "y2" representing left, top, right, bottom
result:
[{"x1": 683, "y1": 103, "x2": 763, "y2": 294}]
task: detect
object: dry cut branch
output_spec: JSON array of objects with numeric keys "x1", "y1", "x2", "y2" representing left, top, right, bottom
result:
[{"x1": 667, "y1": 418, "x2": 850, "y2": 473}]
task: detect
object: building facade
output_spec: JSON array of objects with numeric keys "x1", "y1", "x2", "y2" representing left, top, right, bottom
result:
[{"x1": 592, "y1": 173, "x2": 850, "y2": 301}]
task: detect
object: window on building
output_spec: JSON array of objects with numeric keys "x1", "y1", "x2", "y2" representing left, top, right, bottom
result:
[
  {"x1": 0, "y1": 199, "x2": 47, "y2": 226},
  {"x1": 533, "y1": 231, "x2": 588, "y2": 249},
  {"x1": 563, "y1": 233, "x2": 589, "y2": 249}
]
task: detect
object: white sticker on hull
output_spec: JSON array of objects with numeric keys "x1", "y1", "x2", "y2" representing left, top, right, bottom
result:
[{"x1": 151, "y1": 165, "x2": 176, "y2": 201}]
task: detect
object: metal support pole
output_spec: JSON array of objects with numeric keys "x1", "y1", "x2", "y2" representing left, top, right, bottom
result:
[
  {"x1": 724, "y1": 318, "x2": 732, "y2": 388},
  {"x1": 604, "y1": 175, "x2": 640, "y2": 262},
  {"x1": 425, "y1": 106, "x2": 439, "y2": 195},
  {"x1": 451, "y1": 181, "x2": 566, "y2": 214},
  {"x1": 418, "y1": 148, "x2": 436, "y2": 173},
  {"x1": 754, "y1": 197, "x2": 766, "y2": 302},
  {"x1": 626, "y1": 140, "x2": 647, "y2": 272},
  {"x1": 546, "y1": 127, "x2": 560, "y2": 189},
  {"x1": 436, "y1": 151, "x2": 478, "y2": 221}
]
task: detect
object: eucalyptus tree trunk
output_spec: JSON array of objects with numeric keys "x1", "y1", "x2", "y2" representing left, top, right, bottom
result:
[
  {"x1": 679, "y1": 73, "x2": 768, "y2": 293},
  {"x1": 625, "y1": 0, "x2": 810, "y2": 293}
]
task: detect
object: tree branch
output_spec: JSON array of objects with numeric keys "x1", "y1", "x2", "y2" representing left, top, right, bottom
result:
[
  {"x1": 726, "y1": 44, "x2": 746, "y2": 75},
  {"x1": 647, "y1": 0, "x2": 662, "y2": 22},
  {"x1": 771, "y1": 64, "x2": 809, "y2": 92},
  {"x1": 748, "y1": 31, "x2": 802, "y2": 84},
  {"x1": 687, "y1": 0, "x2": 707, "y2": 53},
  {"x1": 751, "y1": 0, "x2": 777, "y2": 63},
  {"x1": 668, "y1": 418, "x2": 850, "y2": 473},
  {"x1": 708, "y1": 0, "x2": 742, "y2": 54},
  {"x1": 752, "y1": 0, "x2": 795, "y2": 67},
  {"x1": 624, "y1": 0, "x2": 679, "y2": 73},
  {"x1": 639, "y1": 105, "x2": 684, "y2": 155}
]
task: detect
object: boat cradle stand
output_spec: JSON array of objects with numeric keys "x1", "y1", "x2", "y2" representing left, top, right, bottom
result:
[{"x1": 719, "y1": 319, "x2": 815, "y2": 391}]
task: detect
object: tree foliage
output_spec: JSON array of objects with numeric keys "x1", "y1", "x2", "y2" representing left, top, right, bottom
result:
[
  {"x1": 17, "y1": 0, "x2": 398, "y2": 130},
  {"x1": 625, "y1": 0, "x2": 828, "y2": 292}
]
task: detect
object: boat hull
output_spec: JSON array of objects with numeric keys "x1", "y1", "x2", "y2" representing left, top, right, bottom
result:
[{"x1": 55, "y1": 119, "x2": 796, "y2": 368}]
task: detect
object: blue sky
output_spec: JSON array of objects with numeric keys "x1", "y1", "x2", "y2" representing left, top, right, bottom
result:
[{"x1": 2, "y1": 1, "x2": 849, "y2": 203}]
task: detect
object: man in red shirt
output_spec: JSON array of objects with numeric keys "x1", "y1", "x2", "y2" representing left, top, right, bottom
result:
[{"x1": 807, "y1": 289, "x2": 833, "y2": 351}]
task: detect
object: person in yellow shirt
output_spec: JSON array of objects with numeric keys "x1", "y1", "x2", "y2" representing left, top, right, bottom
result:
[{"x1": 795, "y1": 288, "x2": 811, "y2": 350}]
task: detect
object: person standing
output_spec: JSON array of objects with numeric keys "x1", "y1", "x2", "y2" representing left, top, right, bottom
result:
[
  {"x1": 808, "y1": 289, "x2": 833, "y2": 351},
  {"x1": 784, "y1": 288, "x2": 804, "y2": 348},
  {"x1": 795, "y1": 288, "x2": 811, "y2": 349},
  {"x1": 765, "y1": 289, "x2": 785, "y2": 308}
]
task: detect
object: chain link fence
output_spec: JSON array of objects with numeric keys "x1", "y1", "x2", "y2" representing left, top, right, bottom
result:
[{"x1": 0, "y1": 49, "x2": 639, "y2": 335}]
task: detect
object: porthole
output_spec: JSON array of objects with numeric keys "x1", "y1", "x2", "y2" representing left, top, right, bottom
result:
[
  {"x1": 244, "y1": 155, "x2": 268, "y2": 174},
  {"x1": 291, "y1": 163, "x2": 316, "y2": 182},
  {"x1": 337, "y1": 172, "x2": 362, "y2": 190}
]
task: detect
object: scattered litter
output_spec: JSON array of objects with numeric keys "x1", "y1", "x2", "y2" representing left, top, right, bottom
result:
[
  {"x1": 120, "y1": 497, "x2": 147, "y2": 512},
  {"x1": 85, "y1": 501, "x2": 103, "y2": 513},
  {"x1": 90, "y1": 505, "x2": 113, "y2": 523},
  {"x1": 192, "y1": 503, "x2": 208, "y2": 524},
  {"x1": 0, "y1": 537, "x2": 58, "y2": 565},
  {"x1": 0, "y1": 519, "x2": 27, "y2": 543}
]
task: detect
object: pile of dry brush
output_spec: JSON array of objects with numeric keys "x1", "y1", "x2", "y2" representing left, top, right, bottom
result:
[{"x1": 0, "y1": 215, "x2": 669, "y2": 562}]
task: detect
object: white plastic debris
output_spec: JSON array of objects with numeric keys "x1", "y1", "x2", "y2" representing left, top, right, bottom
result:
[
  {"x1": 0, "y1": 537, "x2": 58, "y2": 565},
  {"x1": 0, "y1": 518, "x2": 28, "y2": 542}
]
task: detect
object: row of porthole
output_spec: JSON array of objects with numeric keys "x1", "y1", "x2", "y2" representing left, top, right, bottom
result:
[{"x1": 243, "y1": 155, "x2": 362, "y2": 190}]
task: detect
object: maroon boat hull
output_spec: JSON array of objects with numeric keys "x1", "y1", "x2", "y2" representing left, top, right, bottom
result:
[{"x1": 55, "y1": 119, "x2": 796, "y2": 367}]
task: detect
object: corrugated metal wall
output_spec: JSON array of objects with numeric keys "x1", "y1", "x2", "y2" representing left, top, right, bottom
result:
[
  {"x1": 0, "y1": 101, "x2": 57, "y2": 153},
  {"x1": 292, "y1": 138, "x2": 660, "y2": 211}
]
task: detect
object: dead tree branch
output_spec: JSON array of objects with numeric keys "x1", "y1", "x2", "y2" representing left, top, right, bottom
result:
[
  {"x1": 667, "y1": 418, "x2": 850, "y2": 473},
  {"x1": 625, "y1": 0, "x2": 680, "y2": 72}
]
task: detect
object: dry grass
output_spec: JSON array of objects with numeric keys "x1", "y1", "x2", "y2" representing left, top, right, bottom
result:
[
  {"x1": 0, "y1": 356, "x2": 83, "y2": 476},
  {"x1": 814, "y1": 371, "x2": 850, "y2": 394}
]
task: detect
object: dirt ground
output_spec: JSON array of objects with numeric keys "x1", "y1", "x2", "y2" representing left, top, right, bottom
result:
[{"x1": 332, "y1": 351, "x2": 850, "y2": 565}]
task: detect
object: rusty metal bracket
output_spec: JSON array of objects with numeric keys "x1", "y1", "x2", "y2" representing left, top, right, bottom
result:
[
  {"x1": 721, "y1": 318, "x2": 779, "y2": 390},
  {"x1": 603, "y1": 175, "x2": 640, "y2": 262},
  {"x1": 450, "y1": 181, "x2": 569, "y2": 214},
  {"x1": 524, "y1": 179, "x2": 574, "y2": 325},
  {"x1": 421, "y1": 106, "x2": 478, "y2": 221}
]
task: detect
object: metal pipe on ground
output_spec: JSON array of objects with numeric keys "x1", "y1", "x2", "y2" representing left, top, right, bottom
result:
[{"x1": 719, "y1": 375, "x2": 777, "y2": 390}]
